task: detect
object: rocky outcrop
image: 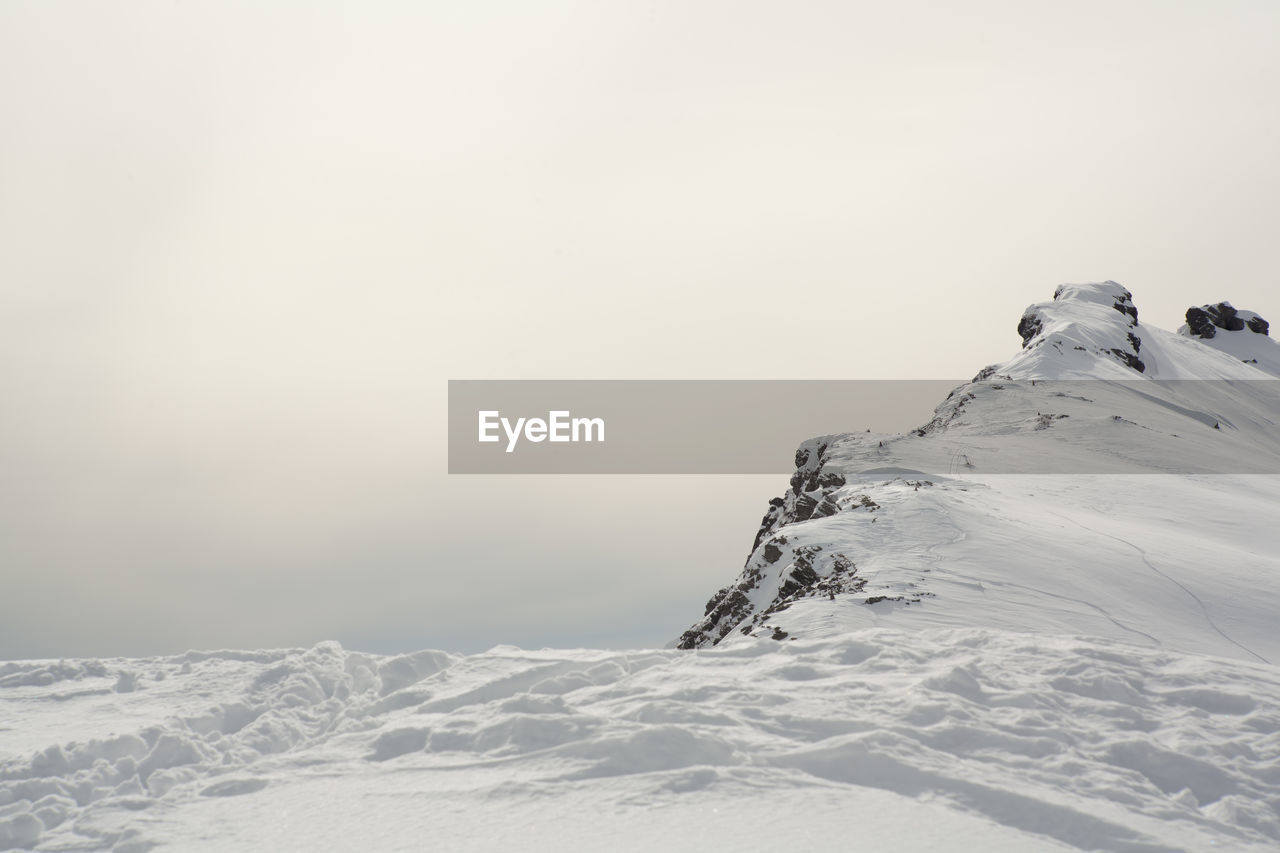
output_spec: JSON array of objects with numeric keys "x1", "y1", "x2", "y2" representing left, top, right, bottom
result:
[
  {"x1": 1185, "y1": 302, "x2": 1270, "y2": 339},
  {"x1": 675, "y1": 435, "x2": 888, "y2": 649},
  {"x1": 1110, "y1": 331, "x2": 1145, "y2": 373},
  {"x1": 1016, "y1": 312, "x2": 1044, "y2": 347}
]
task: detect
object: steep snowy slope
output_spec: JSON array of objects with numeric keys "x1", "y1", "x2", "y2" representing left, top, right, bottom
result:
[{"x1": 678, "y1": 283, "x2": 1280, "y2": 655}]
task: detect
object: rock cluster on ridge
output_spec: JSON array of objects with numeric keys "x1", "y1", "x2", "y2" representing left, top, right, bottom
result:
[{"x1": 1183, "y1": 302, "x2": 1269, "y2": 339}]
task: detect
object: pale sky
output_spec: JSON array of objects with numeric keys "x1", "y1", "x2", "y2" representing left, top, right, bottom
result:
[{"x1": 2, "y1": 1, "x2": 1279, "y2": 658}]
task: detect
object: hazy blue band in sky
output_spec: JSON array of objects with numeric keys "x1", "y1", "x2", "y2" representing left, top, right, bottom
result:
[{"x1": 449, "y1": 380, "x2": 1280, "y2": 474}]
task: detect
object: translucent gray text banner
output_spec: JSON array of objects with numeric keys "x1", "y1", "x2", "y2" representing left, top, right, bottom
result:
[{"x1": 447, "y1": 380, "x2": 1280, "y2": 474}]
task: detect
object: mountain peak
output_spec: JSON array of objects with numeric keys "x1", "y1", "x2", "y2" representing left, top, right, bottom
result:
[
  {"x1": 1052, "y1": 280, "x2": 1140, "y2": 320},
  {"x1": 1004, "y1": 280, "x2": 1146, "y2": 378},
  {"x1": 997, "y1": 281, "x2": 1279, "y2": 380},
  {"x1": 675, "y1": 281, "x2": 1280, "y2": 652}
]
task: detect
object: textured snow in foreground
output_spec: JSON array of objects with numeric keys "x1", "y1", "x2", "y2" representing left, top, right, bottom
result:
[{"x1": 3, "y1": 631, "x2": 1280, "y2": 852}]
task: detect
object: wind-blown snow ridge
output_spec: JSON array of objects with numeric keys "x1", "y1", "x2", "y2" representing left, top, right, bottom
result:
[{"x1": 3, "y1": 632, "x2": 1280, "y2": 852}]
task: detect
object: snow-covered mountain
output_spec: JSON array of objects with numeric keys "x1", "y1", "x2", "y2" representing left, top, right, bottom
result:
[
  {"x1": 677, "y1": 282, "x2": 1280, "y2": 657},
  {"x1": 4, "y1": 282, "x2": 1279, "y2": 852}
]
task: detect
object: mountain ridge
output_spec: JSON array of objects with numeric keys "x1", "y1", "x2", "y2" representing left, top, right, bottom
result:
[{"x1": 676, "y1": 283, "x2": 1280, "y2": 654}]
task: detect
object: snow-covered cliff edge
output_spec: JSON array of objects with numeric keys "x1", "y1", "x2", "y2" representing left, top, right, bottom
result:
[{"x1": 677, "y1": 283, "x2": 1280, "y2": 656}]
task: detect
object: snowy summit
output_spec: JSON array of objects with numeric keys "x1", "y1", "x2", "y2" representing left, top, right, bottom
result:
[{"x1": 678, "y1": 282, "x2": 1280, "y2": 652}]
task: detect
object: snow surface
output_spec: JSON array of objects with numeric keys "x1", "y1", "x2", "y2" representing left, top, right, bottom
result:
[
  {"x1": 691, "y1": 473, "x2": 1280, "y2": 658},
  {"x1": 6, "y1": 282, "x2": 1280, "y2": 851},
  {"x1": 3, "y1": 633, "x2": 1280, "y2": 852}
]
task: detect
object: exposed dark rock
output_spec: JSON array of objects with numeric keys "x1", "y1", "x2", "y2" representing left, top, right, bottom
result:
[
  {"x1": 1098, "y1": 322, "x2": 1147, "y2": 373},
  {"x1": 777, "y1": 561, "x2": 821, "y2": 600},
  {"x1": 751, "y1": 498, "x2": 785, "y2": 552},
  {"x1": 1112, "y1": 294, "x2": 1139, "y2": 325},
  {"x1": 817, "y1": 471, "x2": 846, "y2": 489},
  {"x1": 1186, "y1": 302, "x2": 1269, "y2": 338},
  {"x1": 762, "y1": 542, "x2": 784, "y2": 564},
  {"x1": 1017, "y1": 312, "x2": 1043, "y2": 347},
  {"x1": 811, "y1": 494, "x2": 841, "y2": 519},
  {"x1": 789, "y1": 442, "x2": 835, "y2": 495},
  {"x1": 1109, "y1": 348, "x2": 1146, "y2": 373},
  {"x1": 679, "y1": 585, "x2": 755, "y2": 649},
  {"x1": 1186, "y1": 306, "x2": 1218, "y2": 339},
  {"x1": 756, "y1": 547, "x2": 868, "y2": 620},
  {"x1": 675, "y1": 629, "x2": 703, "y2": 649}
]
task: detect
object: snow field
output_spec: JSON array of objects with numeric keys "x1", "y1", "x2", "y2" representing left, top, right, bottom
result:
[{"x1": 3, "y1": 630, "x2": 1279, "y2": 851}]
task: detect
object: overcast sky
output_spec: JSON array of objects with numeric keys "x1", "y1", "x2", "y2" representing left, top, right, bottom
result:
[{"x1": 3, "y1": 1, "x2": 1279, "y2": 659}]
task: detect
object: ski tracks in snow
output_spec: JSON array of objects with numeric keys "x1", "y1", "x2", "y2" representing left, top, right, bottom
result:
[
  {"x1": 919, "y1": 496, "x2": 1165, "y2": 649},
  {"x1": 1059, "y1": 513, "x2": 1270, "y2": 664}
]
